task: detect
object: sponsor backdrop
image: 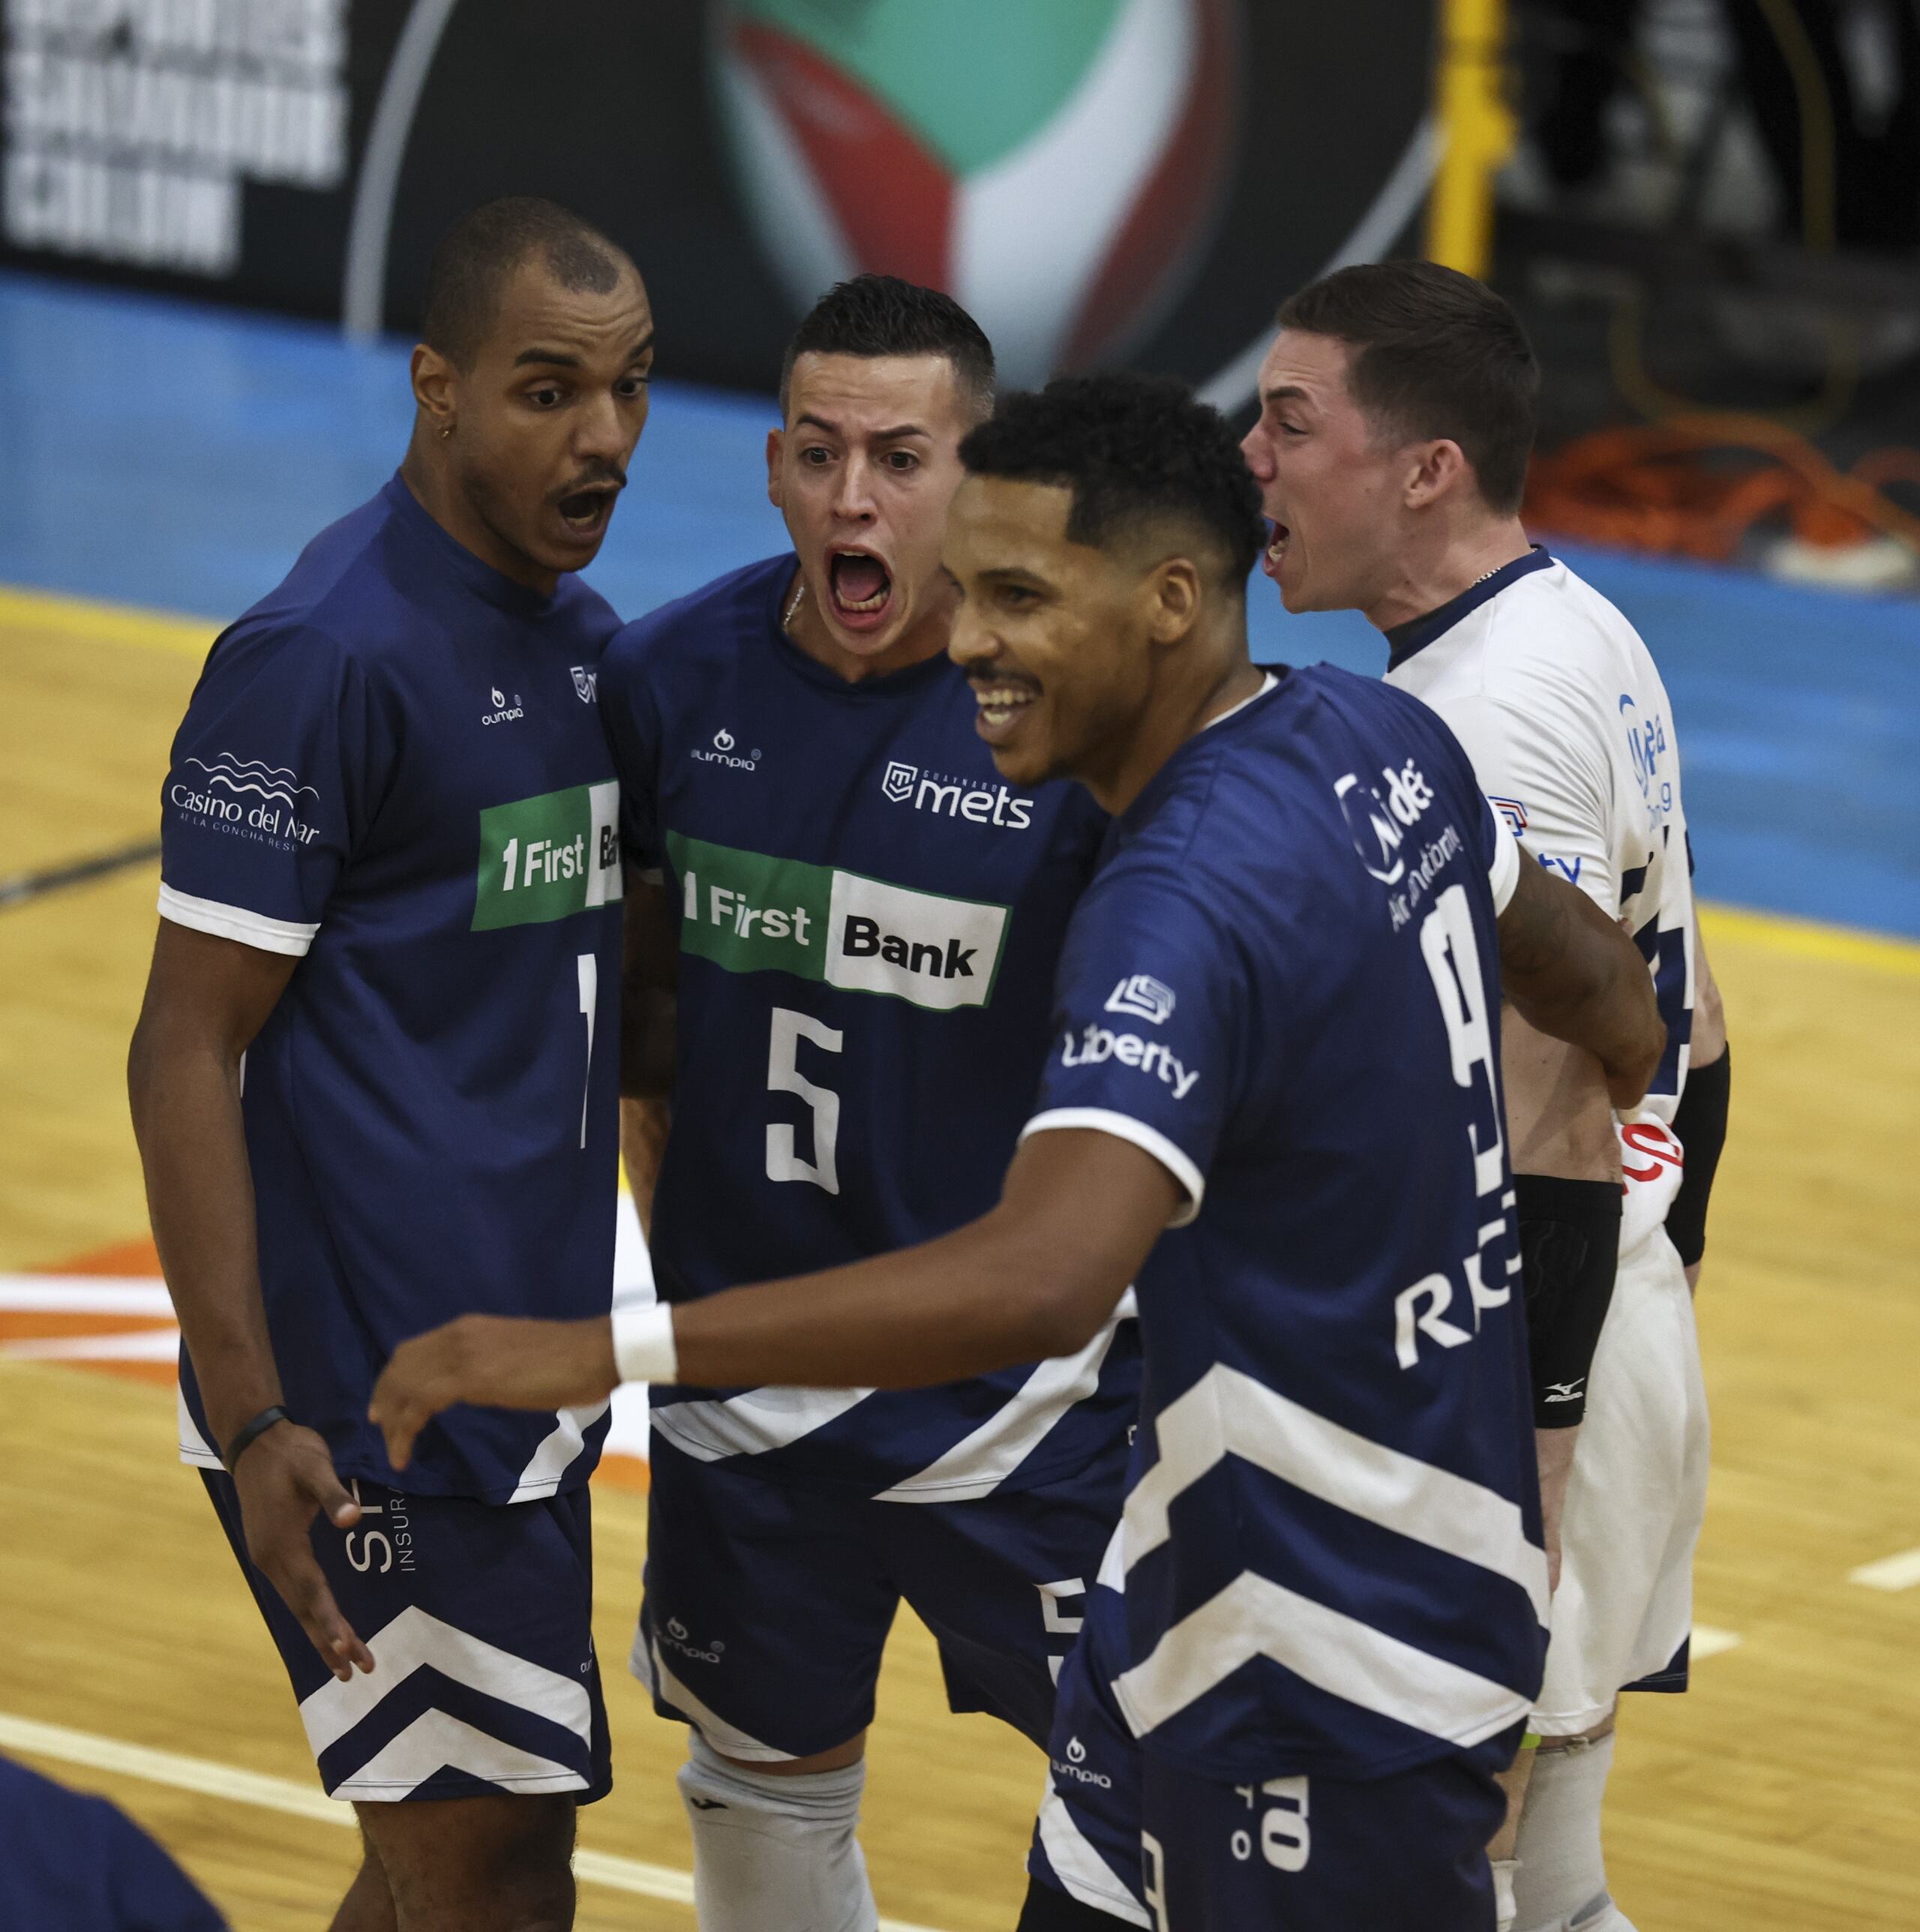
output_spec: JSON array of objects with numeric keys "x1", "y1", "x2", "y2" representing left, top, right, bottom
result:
[{"x1": 1, "y1": 0, "x2": 1432, "y2": 395}]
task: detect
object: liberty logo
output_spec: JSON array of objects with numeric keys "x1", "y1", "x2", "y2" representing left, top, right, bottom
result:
[
  {"x1": 1490, "y1": 794, "x2": 1528, "y2": 837},
  {"x1": 881, "y1": 760, "x2": 916, "y2": 802},
  {"x1": 1106, "y1": 974, "x2": 1176, "y2": 1025}
]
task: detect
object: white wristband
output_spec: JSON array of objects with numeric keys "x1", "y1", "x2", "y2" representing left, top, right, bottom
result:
[{"x1": 610, "y1": 1302, "x2": 679, "y2": 1385}]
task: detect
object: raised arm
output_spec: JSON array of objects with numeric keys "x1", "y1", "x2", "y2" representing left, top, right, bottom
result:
[
  {"x1": 370, "y1": 1126, "x2": 1177, "y2": 1468},
  {"x1": 129, "y1": 920, "x2": 373, "y2": 1681},
  {"x1": 1496, "y1": 853, "x2": 1664, "y2": 1111}
]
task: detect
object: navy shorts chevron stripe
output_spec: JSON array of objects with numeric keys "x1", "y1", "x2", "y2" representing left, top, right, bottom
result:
[
  {"x1": 201, "y1": 1471, "x2": 610, "y2": 1804},
  {"x1": 1029, "y1": 1586, "x2": 1510, "y2": 1931}
]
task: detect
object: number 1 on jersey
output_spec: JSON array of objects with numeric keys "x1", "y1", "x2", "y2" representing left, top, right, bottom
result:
[
  {"x1": 766, "y1": 1006, "x2": 842, "y2": 1193},
  {"x1": 577, "y1": 954, "x2": 597, "y2": 1150}
]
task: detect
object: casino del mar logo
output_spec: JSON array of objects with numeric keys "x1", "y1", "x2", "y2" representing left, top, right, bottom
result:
[{"x1": 169, "y1": 752, "x2": 322, "y2": 849}]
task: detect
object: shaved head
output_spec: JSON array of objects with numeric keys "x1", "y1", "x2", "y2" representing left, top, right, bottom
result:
[{"x1": 422, "y1": 196, "x2": 636, "y2": 370}]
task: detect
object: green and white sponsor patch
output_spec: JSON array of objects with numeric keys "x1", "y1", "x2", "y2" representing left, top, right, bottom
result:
[
  {"x1": 666, "y1": 831, "x2": 1008, "y2": 1011},
  {"x1": 472, "y1": 781, "x2": 622, "y2": 930}
]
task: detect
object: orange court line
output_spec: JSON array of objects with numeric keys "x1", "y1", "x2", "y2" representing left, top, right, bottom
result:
[{"x1": 12, "y1": 1233, "x2": 651, "y2": 1490}]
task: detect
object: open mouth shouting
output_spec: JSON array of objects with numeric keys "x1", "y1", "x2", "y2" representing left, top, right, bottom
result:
[
  {"x1": 826, "y1": 548, "x2": 895, "y2": 632},
  {"x1": 1263, "y1": 518, "x2": 1290, "y2": 580},
  {"x1": 970, "y1": 673, "x2": 1042, "y2": 746},
  {"x1": 554, "y1": 479, "x2": 622, "y2": 545}
]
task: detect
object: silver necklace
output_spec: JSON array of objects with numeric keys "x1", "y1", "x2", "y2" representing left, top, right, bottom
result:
[{"x1": 782, "y1": 577, "x2": 805, "y2": 632}]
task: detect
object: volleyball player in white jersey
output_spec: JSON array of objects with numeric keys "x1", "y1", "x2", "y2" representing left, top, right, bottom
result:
[{"x1": 1239, "y1": 261, "x2": 1731, "y2": 1932}]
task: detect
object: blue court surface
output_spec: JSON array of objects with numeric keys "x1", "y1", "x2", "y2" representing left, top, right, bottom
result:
[{"x1": 3, "y1": 270, "x2": 1914, "y2": 937}]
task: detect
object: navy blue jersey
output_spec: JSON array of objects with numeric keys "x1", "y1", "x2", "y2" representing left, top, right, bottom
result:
[
  {"x1": 599, "y1": 554, "x2": 1134, "y2": 1498},
  {"x1": 159, "y1": 476, "x2": 625, "y2": 1504},
  {"x1": 1024, "y1": 666, "x2": 1547, "y2": 1785}
]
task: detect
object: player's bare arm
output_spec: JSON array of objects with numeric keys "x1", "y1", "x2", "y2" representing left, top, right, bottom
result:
[
  {"x1": 1496, "y1": 853, "x2": 1663, "y2": 1108},
  {"x1": 128, "y1": 920, "x2": 374, "y2": 1682},
  {"x1": 372, "y1": 1128, "x2": 1177, "y2": 1467},
  {"x1": 618, "y1": 872, "x2": 677, "y2": 1235}
]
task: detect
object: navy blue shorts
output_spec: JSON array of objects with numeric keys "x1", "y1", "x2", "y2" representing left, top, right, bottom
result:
[
  {"x1": 1030, "y1": 1589, "x2": 1508, "y2": 1931},
  {"x1": 202, "y1": 1470, "x2": 610, "y2": 1804},
  {"x1": 632, "y1": 1430, "x2": 1130, "y2": 1760}
]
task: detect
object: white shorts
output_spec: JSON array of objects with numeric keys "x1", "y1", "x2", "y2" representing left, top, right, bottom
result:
[{"x1": 1534, "y1": 1228, "x2": 1710, "y2": 1736}]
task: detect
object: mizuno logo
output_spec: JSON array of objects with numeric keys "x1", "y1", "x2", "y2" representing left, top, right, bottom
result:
[{"x1": 1544, "y1": 1380, "x2": 1586, "y2": 1403}]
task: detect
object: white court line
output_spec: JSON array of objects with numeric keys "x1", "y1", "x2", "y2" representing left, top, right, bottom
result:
[
  {"x1": 0, "y1": 1275, "x2": 176, "y2": 1314},
  {"x1": 4, "y1": 1329, "x2": 182, "y2": 1361},
  {"x1": 0, "y1": 1710, "x2": 945, "y2": 1930},
  {"x1": 1849, "y1": 1547, "x2": 1920, "y2": 1592},
  {"x1": 1690, "y1": 1624, "x2": 1742, "y2": 1660}
]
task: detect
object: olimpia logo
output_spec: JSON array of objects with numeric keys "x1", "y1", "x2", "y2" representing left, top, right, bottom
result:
[
  {"x1": 666, "y1": 831, "x2": 1010, "y2": 1012},
  {"x1": 712, "y1": 0, "x2": 1240, "y2": 387}
]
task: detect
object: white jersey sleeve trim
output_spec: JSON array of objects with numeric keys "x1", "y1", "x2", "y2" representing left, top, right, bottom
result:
[
  {"x1": 176, "y1": 1386, "x2": 223, "y2": 1471},
  {"x1": 1486, "y1": 808, "x2": 1522, "y2": 915},
  {"x1": 1022, "y1": 1106, "x2": 1204, "y2": 1228},
  {"x1": 158, "y1": 884, "x2": 319, "y2": 957}
]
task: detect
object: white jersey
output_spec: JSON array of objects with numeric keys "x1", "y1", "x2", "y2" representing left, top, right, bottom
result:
[{"x1": 1385, "y1": 549, "x2": 1696, "y2": 1257}]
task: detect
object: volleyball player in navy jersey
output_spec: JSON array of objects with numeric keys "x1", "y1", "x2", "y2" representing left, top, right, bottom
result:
[{"x1": 130, "y1": 198, "x2": 652, "y2": 1932}]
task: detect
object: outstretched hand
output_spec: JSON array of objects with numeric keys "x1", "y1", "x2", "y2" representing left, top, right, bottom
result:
[{"x1": 370, "y1": 1314, "x2": 620, "y2": 1471}]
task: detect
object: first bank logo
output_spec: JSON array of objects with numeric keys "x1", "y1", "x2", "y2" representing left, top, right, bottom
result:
[
  {"x1": 483, "y1": 686, "x2": 525, "y2": 727},
  {"x1": 692, "y1": 728, "x2": 760, "y2": 772}
]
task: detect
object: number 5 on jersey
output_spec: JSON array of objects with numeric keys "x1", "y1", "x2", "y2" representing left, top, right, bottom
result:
[{"x1": 766, "y1": 1007, "x2": 842, "y2": 1193}]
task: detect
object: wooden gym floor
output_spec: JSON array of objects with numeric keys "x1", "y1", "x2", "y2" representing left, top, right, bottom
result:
[{"x1": 2, "y1": 586, "x2": 1916, "y2": 1930}]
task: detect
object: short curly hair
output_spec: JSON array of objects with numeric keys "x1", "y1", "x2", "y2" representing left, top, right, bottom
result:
[{"x1": 959, "y1": 374, "x2": 1267, "y2": 588}]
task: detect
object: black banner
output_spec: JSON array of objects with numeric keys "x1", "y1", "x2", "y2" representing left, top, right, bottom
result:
[{"x1": 2, "y1": 0, "x2": 1432, "y2": 398}]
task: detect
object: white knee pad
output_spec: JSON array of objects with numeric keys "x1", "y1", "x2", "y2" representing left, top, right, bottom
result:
[
  {"x1": 1510, "y1": 1732, "x2": 1638, "y2": 1932},
  {"x1": 676, "y1": 1730, "x2": 878, "y2": 1932}
]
